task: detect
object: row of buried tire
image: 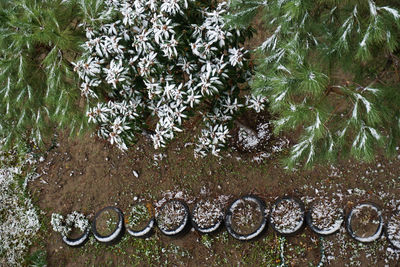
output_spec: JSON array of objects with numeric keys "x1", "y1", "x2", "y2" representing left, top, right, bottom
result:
[{"x1": 61, "y1": 195, "x2": 400, "y2": 250}]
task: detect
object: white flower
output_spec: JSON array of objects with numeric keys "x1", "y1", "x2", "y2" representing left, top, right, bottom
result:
[
  {"x1": 80, "y1": 78, "x2": 100, "y2": 99},
  {"x1": 112, "y1": 116, "x2": 130, "y2": 134},
  {"x1": 185, "y1": 89, "x2": 202, "y2": 108},
  {"x1": 177, "y1": 57, "x2": 196, "y2": 74},
  {"x1": 105, "y1": 36, "x2": 125, "y2": 54},
  {"x1": 87, "y1": 103, "x2": 110, "y2": 123},
  {"x1": 138, "y1": 51, "x2": 158, "y2": 77},
  {"x1": 173, "y1": 105, "x2": 187, "y2": 125},
  {"x1": 228, "y1": 47, "x2": 246, "y2": 67},
  {"x1": 51, "y1": 213, "x2": 69, "y2": 236},
  {"x1": 146, "y1": 0, "x2": 158, "y2": 11},
  {"x1": 163, "y1": 82, "x2": 178, "y2": 100},
  {"x1": 185, "y1": 74, "x2": 196, "y2": 90},
  {"x1": 104, "y1": 21, "x2": 120, "y2": 35},
  {"x1": 121, "y1": 3, "x2": 134, "y2": 26},
  {"x1": 206, "y1": 26, "x2": 228, "y2": 47},
  {"x1": 105, "y1": 0, "x2": 120, "y2": 7},
  {"x1": 194, "y1": 123, "x2": 230, "y2": 158},
  {"x1": 151, "y1": 125, "x2": 168, "y2": 148},
  {"x1": 205, "y1": 7, "x2": 226, "y2": 25},
  {"x1": 73, "y1": 57, "x2": 102, "y2": 78},
  {"x1": 65, "y1": 211, "x2": 89, "y2": 233},
  {"x1": 191, "y1": 24, "x2": 205, "y2": 39},
  {"x1": 161, "y1": 0, "x2": 183, "y2": 15},
  {"x1": 134, "y1": 29, "x2": 154, "y2": 53},
  {"x1": 120, "y1": 28, "x2": 130, "y2": 41},
  {"x1": 195, "y1": 70, "x2": 221, "y2": 96},
  {"x1": 190, "y1": 41, "x2": 203, "y2": 57},
  {"x1": 148, "y1": 100, "x2": 163, "y2": 116},
  {"x1": 161, "y1": 36, "x2": 178, "y2": 59},
  {"x1": 223, "y1": 97, "x2": 243, "y2": 115},
  {"x1": 202, "y1": 41, "x2": 218, "y2": 57},
  {"x1": 94, "y1": 37, "x2": 108, "y2": 57},
  {"x1": 85, "y1": 27, "x2": 96, "y2": 39},
  {"x1": 108, "y1": 130, "x2": 122, "y2": 145},
  {"x1": 145, "y1": 79, "x2": 162, "y2": 98},
  {"x1": 154, "y1": 17, "x2": 175, "y2": 44},
  {"x1": 104, "y1": 59, "x2": 127, "y2": 88},
  {"x1": 246, "y1": 94, "x2": 268, "y2": 113}
]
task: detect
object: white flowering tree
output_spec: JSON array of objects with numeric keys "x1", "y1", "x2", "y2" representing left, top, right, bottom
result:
[{"x1": 73, "y1": 0, "x2": 266, "y2": 157}]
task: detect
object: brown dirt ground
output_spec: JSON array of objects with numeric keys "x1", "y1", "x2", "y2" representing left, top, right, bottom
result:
[{"x1": 27, "y1": 113, "x2": 400, "y2": 266}]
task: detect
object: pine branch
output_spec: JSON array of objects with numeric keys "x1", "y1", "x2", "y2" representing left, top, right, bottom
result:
[
  {"x1": 230, "y1": 0, "x2": 400, "y2": 168},
  {"x1": 0, "y1": 0, "x2": 90, "y2": 149}
]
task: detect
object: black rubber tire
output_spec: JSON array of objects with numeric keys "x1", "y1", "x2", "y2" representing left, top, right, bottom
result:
[
  {"x1": 126, "y1": 217, "x2": 155, "y2": 238},
  {"x1": 62, "y1": 229, "x2": 90, "y2": 248},
  {"x1": 225, "y1": 195, "x2": 267, "y2": 241},
  {"x1": 345, "y1": 202, "x2": 383, "y2": 243},
  {"x1": 156, "y1": 199, "x2": 191, "y2": 237},
  {"x1": 384, "y1": 210, "x2": 400, "y2": 250},
  {"x1": 191, "y1": 200, "x2": 224, "y2": 235},
  {"x1": 269, "y1": 196, "x2": 305, "y2": 237},
  {"x1": 92, "y1": 206, "x2": 125, "y2": 245},
  {"x1": 305, "y1": 202, "x2": 344, "y2": 236}
]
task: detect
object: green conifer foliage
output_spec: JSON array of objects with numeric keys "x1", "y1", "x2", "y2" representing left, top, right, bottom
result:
[
  {"x1": 0, "y1": 0, "x2": 98, "y2": 148},
  {"x1": 228, "y1": 0, "x2": 400, "y2": 168}
]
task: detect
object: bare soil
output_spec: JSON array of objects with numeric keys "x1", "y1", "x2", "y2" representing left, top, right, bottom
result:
[
  {"x1": 350, "y1": 206, "x2": 380, "y2": 238},
  {"x1": 270, "y1": 199, "x2": 303, "y2": 233},
  {"x1": 230, "y1": 199, "x2": 263, "y2": 235},
  {"x1": 157, "y1": 200, "x2": 186, "y2": 231},
  {"x1": 27, "y1": 115, "x2": 400, "y2": 266},
  {"x1": 67, "y1": 227, "x2": 84, "y2": 240},
  {"x1": 95, "y1": 209, "x2": 119, "y2": 236},
  {"x1": 127, "y1": 204, "x2": 151, "y2": 231},
  {"x1": 192, "y1": 199, "x2": 222, "y2": 229},
  {"x1": 310, "y1": 199, "x2": 342, "y2": 230}
]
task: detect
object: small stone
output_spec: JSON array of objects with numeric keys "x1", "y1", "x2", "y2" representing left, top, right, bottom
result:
[{"x1": 133, "y1": 170, "x2": 139, "y2": 178}]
